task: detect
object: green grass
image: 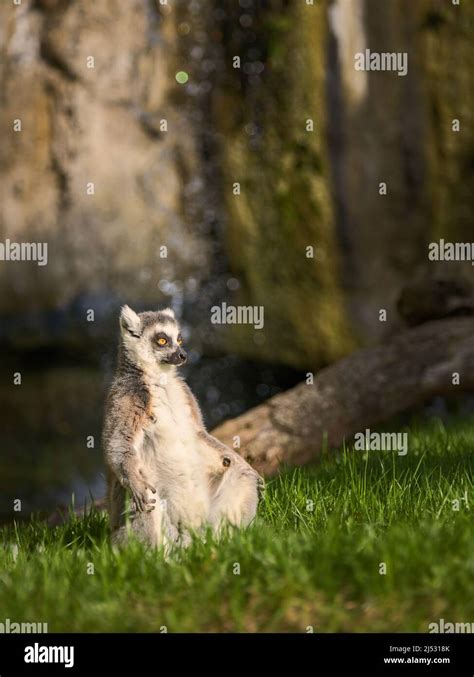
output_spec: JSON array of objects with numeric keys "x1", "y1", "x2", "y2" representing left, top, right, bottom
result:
[{"x1": 1, "y1": 417, "x2": 473, "y2": 632}]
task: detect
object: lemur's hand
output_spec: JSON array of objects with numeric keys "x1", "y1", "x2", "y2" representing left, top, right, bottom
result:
[{"x1": 121, "y1": 466, "x2": 156, "y2": 512}]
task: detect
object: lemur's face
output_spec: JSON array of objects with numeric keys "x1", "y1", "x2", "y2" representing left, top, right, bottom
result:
[{"x1": 119, "y1": 305, "x2": 187, "y2": 369}]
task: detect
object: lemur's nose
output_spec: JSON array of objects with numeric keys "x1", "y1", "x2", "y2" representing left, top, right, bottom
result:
[{"x1": 168, "y1": 349, "x2": 187, "y2": 365}]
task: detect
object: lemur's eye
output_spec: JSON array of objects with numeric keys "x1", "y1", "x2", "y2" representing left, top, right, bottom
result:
[
  {"x1": 177, "y1": 336, "x2": 183, "y2": 346},
  {"x1": 157, "y1": 337, "x2": 168, "y2": 346}
]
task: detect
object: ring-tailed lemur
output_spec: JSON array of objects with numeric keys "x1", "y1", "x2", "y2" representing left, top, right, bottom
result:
[{"x1": 102, "y1": 306, "x2": 263, "y2": 549}]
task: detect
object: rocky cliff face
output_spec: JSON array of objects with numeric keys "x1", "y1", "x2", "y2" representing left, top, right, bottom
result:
[
  {"x1": 327, "y1": 0, "x2": 474, "y2": 344},
  {"x1": 0, "y1": 0, "x2": 211, "y2": 350},
  {"x1": 0, "y1": 0, "x2": 472, "y2": 368},
  {"x1": 213, "y1": 0, "x2": 474, "y2": 364}
]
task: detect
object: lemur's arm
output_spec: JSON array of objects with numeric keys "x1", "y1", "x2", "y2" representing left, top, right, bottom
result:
[
  {"x1": 180, "y1": 380, "x2": 233, "y2": 455},
  {"x1": 180, "y1": 381, "x2": 265, "y2": 493},
  {"x1": 104, "y1": 393, "x2": 156, "y2": 512}
]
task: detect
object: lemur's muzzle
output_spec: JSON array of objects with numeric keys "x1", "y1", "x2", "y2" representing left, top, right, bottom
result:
[{"x1": 167, "y1": 349, "x2": 187, "y2": 366}]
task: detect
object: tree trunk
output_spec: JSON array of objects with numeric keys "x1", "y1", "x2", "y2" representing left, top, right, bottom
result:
[{"x1": 212, "y1": 317, "x2": 474, "y2": 476}]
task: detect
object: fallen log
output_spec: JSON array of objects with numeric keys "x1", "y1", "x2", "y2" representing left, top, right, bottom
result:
[{"x1": 211, "y1": 317, "x2": 474, "y2": 477}]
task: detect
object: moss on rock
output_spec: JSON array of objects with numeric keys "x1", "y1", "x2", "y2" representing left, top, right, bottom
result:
[{"x1": 215, "y1": 1, "x2": 354, "y2": 369}]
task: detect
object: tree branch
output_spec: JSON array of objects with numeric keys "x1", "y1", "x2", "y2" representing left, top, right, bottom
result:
[{"x1": 212, "y1": 318, "x2": 474, "y2": 476}]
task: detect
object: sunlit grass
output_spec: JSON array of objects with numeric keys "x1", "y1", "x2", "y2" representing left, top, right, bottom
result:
[{"x1": 0, "y1": 417, "x2": 473, "y2": 632}]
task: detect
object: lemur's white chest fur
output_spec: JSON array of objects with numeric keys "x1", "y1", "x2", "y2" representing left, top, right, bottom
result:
[{"x1": 141, "y1": 372, "x2": 211, "y2": 528}]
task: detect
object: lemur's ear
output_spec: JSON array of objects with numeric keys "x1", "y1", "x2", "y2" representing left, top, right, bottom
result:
[
  {"x1": 162, "y1": 307, "x2": 175, "y2": 318},
  {"x1": 120, "y1": 305, "x2": 142, "y2": 337}
]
